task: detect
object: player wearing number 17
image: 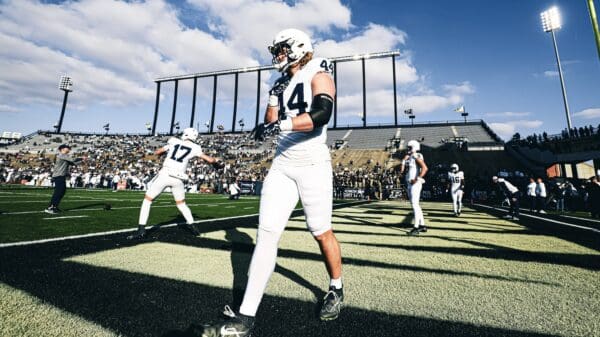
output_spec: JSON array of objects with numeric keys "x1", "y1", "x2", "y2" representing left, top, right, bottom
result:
[
  {"x1": 200, "y1": 29, "x2": 341, "y2": 337},
  {"x1": 127, "y1": 128, "x2": 224, "y2": 240}
]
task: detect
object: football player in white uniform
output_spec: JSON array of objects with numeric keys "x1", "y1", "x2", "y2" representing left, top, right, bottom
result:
[
  {"x1": 400, "y1": 140, "x2": 428, "y2": 236},
  {"x1": 127, "y1": 128, "x2": 223, "y2": 239},
  {"x1": 447, "y1": 163, "x2": 465, "y2": 216},
  {"x1": 201, "y1": 28, "x2": 341, "y2": 337}
]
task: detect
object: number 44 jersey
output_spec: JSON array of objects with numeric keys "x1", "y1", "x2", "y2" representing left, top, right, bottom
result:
[
  {"x1": 276, "y1": 57, "x2": 334, "y2": 166},
  {"x1": 161, "y1": 138, "x2": 203, "y2": 179}
]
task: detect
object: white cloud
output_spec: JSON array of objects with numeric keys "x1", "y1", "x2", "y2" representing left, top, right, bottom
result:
[
  {"x1": 188, "y1": 0, "x2": 352, "y2": 51},
  {"x1": 0, "y1": 0, "x2": 474, "y2": 130},
  {"x1": 0, "y1": 104, "x2": 21, "y2": 113},
  {"x1": 488, "y1": 120, "x2": 543, "y2": 140},
  {"x1": 544, "y1": 70, "x2": 559, "y2": 77},
  {"x1": 484, "y1": 112, "x2": 531, "y2": 117},
  {"x1": 573, "y1": 108, "x2": 600, "y2": 120}
]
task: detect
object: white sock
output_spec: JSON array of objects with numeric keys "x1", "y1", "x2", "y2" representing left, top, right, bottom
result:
[
  {"x1": 138, "y1": 199, "x2": 152, "y2": 225},
  {"x1": 239, "y1": 228, "x2": 282, "y2": 317},
  {"x1": 176, "y1": 203, "x2": 194, "y2": 224},
  {"x1": 330, "y1": 277, "x2": 343, "y2": 289}
]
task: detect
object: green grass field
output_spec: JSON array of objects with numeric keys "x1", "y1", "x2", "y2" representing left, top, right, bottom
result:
[
  {"x1": 0, "y1": 187, "x2": 599, "y2": 337},
  {"x1": 0, "y1": 186, "x2": 263, "y2": 243}
]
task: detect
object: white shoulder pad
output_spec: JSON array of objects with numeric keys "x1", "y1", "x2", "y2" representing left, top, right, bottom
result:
[
  {"x1": 459, "y1": 171, "x2": 464, "y2": 178},
  {"x1": 167, "y1": 137, "x2": 179, "y2": 145},
  {"x1": 305, "y1": 57, "x2": 334, "y2": 77},
  {"x1": 413, "y1": 153, "x2": 424, "y2": 160}
]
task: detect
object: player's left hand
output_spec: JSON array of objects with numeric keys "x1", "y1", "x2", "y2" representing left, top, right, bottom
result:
[{"x1": 251, "y1": 121, "x2": 281, "y2": 141}]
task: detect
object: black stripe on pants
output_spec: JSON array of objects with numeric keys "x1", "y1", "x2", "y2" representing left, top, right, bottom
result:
[{"x1": 50, "y1": 176, "x2": 67, "y2": 208}]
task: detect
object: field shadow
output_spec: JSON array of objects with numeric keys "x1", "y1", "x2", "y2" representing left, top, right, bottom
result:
[
  {"x1": 473, "y1": 205, "x2": 600, "y2": 252},
  {"x1": 342, "y1": 239, "x2": 599, "y2": 272},
  {"x1": 0, "y1": 236, "x2": 559, "y2": 337}
]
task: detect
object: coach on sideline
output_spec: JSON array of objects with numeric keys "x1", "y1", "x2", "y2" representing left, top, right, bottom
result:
[{"x1": 45, "y1": 144, "x2": 83, "y2": 214}]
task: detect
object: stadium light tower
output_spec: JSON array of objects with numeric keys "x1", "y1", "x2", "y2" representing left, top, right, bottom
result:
[
  {"x1": 56, "y1": 76, "x2": 73, "y2": 133},
  {"x1": 405, "y1": 108, "x2": 415, "y2": 125},
  {"x1": 541, "y1": 6, "x2": 573, "y2": 130}
]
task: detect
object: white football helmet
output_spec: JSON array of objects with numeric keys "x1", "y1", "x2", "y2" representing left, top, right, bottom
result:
[
  {"x1": 268, "y1": 28, "x2": 313, "y2": 72},
  {"x1": 407, "y1": 139, "x2": 420, "y2": 153},
  {"x1": 181, "y1": 128, "x2": 198, "y2": 142},
  {"x1": 451, "y1": 163, "x2": 459, "y2": 172}
]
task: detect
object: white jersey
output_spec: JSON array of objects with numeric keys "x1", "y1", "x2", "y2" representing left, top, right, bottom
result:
[
  {"x1": 404, "y1": 153, "x2": 424, "y2": 182},
  {"x1": 448, "y1": 171, "x2": 464, "y2": 192},
  {"x1": 275, "y1": 57, "x2": 334, "y2": 166},
  {"x1": 527, "y1": 182, "x2": 536, "y2": 196},
  {"x1": 160, "y1": 137, "x2": 203, "y2": 179}
]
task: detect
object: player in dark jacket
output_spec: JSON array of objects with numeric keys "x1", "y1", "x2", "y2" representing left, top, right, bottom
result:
[{"x1": 45, "y1": 144, "x2": 83, "y2": 214}]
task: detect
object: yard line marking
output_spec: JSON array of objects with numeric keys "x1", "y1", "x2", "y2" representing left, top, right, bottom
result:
[
  {"x1": 0, "y1": 201, "x2": 258, "y2": 215},
  {"x1": 475, "y1": 203, "x2": 600, "y2": 234},
  {"x1": 43, "y1": 215, "x2": 89, "y2": 220},
  {"x1": 243, "y1": 207, "x2": 253, "y2": 209},
  {"x1": 0, "y1": 201, "x2": 364, "y2": 248}
]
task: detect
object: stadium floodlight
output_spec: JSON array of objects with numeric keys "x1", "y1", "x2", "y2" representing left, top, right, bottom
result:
[
  {"x1": 404, "y1": 109, "x2": 415, "y2": 125},
  {"x1": 56, "y1": 75, "x2": 73, "y2": 133},
  {"x1": 238, "y1": 118, "x2": 245, "y2": 132},
  {"x1": 540, "y1": 6, "x2": 572, "y2": 130},
  {"x1": 541, "y1": 6, "x2": 561, "y2": 32}
]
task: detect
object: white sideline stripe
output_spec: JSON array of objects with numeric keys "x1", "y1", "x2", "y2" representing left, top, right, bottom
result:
[
  {"x1": 517, "y1": 206, "x2": 600, "y2": 224},
  {"x1": 0, "y1": 199, "x2": 130, "y2": 204},
  {"x1": 475, "y1": 203, "x2": 600, "y2": 234},
  {"x1": 1, "y1": 200, "x2": 258, "y2": 215},
  {"x1": 43, "y1": 215, "x2": 89, "y2": 220},
  {"x1": 0, "y1": 201, "x2": 364, "y2": 248},
  {"x1": 559, "y1": 214, "x2": 600, "y2": 224}
]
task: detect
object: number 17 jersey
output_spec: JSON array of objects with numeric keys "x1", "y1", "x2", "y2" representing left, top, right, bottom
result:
[
  {"x1": 161, "y1": 138, "x2": 203, "y2": 177},
  {"x1": 276, "y1": 57, "x2": 333, "y2": 166}
]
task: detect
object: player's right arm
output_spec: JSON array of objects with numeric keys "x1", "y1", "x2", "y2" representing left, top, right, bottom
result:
[{"x1": 156, "y1": 138, "x2": 176, "y2": 156}]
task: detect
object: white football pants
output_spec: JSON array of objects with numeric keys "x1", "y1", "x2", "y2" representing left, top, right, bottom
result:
[
  {"x1": 407, "y1": 180, "x2": 425, "y2": 228},
  {"x1": 239, "y1": 161, "x2": 333, "y2": 317},
  {"x1": 451, "y1": 189, "x2": 464, "y2": 213}
]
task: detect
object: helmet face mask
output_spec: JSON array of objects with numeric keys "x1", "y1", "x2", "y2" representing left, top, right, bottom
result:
[
  {"x1": 269, "y1": 28, "x2": 313, "y2": 72},
  {"x1": 406, "y1": 140, "x2": 420, "y2": 153}
]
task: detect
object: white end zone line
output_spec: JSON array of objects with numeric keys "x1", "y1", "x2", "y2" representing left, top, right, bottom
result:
[
  {"x1": 475, "y1": 203, "x2": 600, "y2": 234},
  {"x1": 43, "y1": 215, "x2": 89, "y2": 220},
  {"x1": 0, "y1": 200, "x2": 364, "y2": 248}
]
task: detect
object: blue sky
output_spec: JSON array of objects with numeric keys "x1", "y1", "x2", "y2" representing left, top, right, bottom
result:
[{"x1": 0, "y1": 0, "x2": 599, "y2": 139}]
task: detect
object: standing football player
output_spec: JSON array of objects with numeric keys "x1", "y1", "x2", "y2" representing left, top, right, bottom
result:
[
  {"x1": 447, "y1": 163, "x2": 464, "y2": 216},
  {"x1": 400, "y1": 140, "x2": 428, "y2": 235},
  {"x1": 127, "y1": 128, "x2": 223, "y2": 239},
  {"x1": 201, "y1": 28, "x2": 341, "y2": 337}
]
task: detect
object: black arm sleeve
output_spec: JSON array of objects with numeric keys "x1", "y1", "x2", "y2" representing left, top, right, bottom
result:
[{"x1": 306, "y1": 93, "x2": 334, "y2": 127}]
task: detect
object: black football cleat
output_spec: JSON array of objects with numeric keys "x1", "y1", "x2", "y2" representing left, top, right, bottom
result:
[
  {"x1": 200, "y1": 308, "x2": 254, "y2": 337},
  {"x1": 408, "y1": 227, "x2": 421, "y2": 236},
  {"x1": 179, "y1": 223, "x2": 200, "y2": 236},
  {"x1": 419, "y1": 226, "x2": 428, "y2": 233},
  {"x1": 127, "y1": 226, "x2": 147, "y2": 240},
  {"x1": 320, "y1": 286, "x2": 344, "y2": 321}
]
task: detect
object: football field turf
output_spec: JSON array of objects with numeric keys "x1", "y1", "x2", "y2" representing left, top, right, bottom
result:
[{"x1": 0, "y1": 187, "x2": 599, "y2": 337}]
